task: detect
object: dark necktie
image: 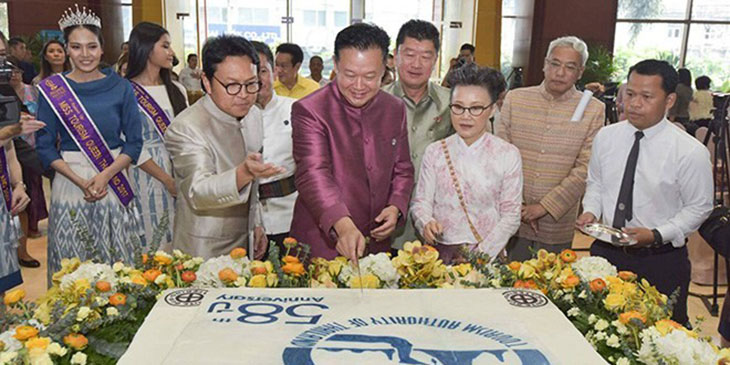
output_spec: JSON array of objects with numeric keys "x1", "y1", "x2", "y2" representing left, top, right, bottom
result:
[{"x1": 612, "y1": 130, "x2": 644, "y2": 228}]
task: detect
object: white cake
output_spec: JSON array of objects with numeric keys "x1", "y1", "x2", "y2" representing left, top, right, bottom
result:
[{"x1": 119, "y1": 288, "x2": 606, "y2": 364}]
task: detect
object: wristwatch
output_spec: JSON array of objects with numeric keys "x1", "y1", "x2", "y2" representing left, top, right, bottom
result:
[{"x1": 651, "y1": 229, "x2": 663, "y2": 247}]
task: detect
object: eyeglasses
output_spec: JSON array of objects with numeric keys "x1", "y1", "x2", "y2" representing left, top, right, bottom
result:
[
  {"x1": 545, "y1": 59, "x2": 580, "y2": 74},
  {"x1": 449, "y1": 102, "x2": 494, "y2": 117},
  {"x1": 213, "y1": 75, "x2": 261, "y2": 95}
]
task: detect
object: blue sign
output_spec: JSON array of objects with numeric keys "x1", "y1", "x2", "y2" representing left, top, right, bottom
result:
[
  {"x1": 231, "y1": 25, "x2": 281, "y2": 44},
  {"x1": 208, "y1": 24, "x2": 227, "y2": 37}
]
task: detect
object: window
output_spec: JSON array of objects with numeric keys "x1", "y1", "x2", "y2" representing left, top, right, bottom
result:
[
  {"x1": 334, "y1": 11, "x2": 347, "y2": 27},
  {"x1": 615, "y1": 0, "x2": 730, "y2": 90},
  {"x1": 121, "y1": 0, "x2": 132, "y2": 41},
  {"x1": 292, "y1": 0, "x2": 349, "y2": 78}
]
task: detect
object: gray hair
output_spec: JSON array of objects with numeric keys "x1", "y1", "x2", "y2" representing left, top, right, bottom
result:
[{"x1": 546, "y1": 36, "x2": 588, "y2": 66}]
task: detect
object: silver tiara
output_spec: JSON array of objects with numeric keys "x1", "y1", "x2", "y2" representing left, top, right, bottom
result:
[{"x1": 58, "y1": 4, "x2": 101, "y2": 31}]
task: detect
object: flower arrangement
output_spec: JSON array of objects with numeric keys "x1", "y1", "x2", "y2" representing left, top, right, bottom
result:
[{"x1": 1, "y1": 241, "x2": 729, "y2": 365}]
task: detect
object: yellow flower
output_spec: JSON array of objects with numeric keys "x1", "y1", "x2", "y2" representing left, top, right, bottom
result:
[
  {"x1": 453, "y1": 263, "x2": 472, "y2": 277},
  {"x1": 403, "y1": 240, "x2": 422, "y2": 253},
  {"x1": 14, "y1": 325, "x2": 39, "y2": 341},
  {"x1": 154, "y1": 252, "x2": 173, "y2": 266},
  {"x1": 561, "y1": 274, "x2": 580, "y2": 289},
  {"x1": 131, "y1": 274, "x2": 148, "y2": 286},
  {"x1": 250, "y1": 260, "x2": 268, "y2": 275},
  {"x1": 507, "y1": 261, "x2": 521, "y2": 271},
  {"x1": 264, "y1": 261, "x2": 275, "y2": 273},
  {"x1": 3, "y1": 288, "x2": 25, "y2": 305},
  {"x1": 350, "y1": 273, "x2": 380, "y2": 289},
  {"x1": 412, "y1": 245, "x2": 438, "y2": 264},
  {"x1": 25, "y1": 337, "x2": 50, "y2": 351},
  {"x1": 604, "y1": 293, "x2": 627, "y2": 311},
  {"x1": 618, "y1": 311, "x2": 646, "y2": 324},
  {"x1": 327, "y1": 260, "x2": 344, "y2": 277},
  {"x1": 249, "y1": 274, "x2": 267, "y2": 288},
  {"x1": 73, "y1": 279, "x2": 91, "y2": 293},
  {"x1": 266, "y1": 273, "x2": 279, "y2": 287},
  {"x1": 654, "y1": 319, "x2": 682, "y2": 336},
  {"x1": 517, "y1": 263, "x2": 536, "y2": 279}
]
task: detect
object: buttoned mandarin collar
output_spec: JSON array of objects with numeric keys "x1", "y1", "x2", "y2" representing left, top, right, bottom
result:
[
  {"x1": 455, "y1": 132, "x2": 488, "y2": 153},
  {"x1": 626, "y1": 118, "x2": 669, "y2": 141},
  {"x1": 202, "y1": 94, "x2": 248, "y2": 127},
  {"x1": 391, "y1": 80, "x2": 442, "y2": 109},
  {"x1": 537, "y1": 81, "x2": 580, "y2": 103}
]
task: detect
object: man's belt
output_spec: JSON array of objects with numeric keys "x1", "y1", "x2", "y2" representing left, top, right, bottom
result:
[{"x1": 258, "y1": 175, "x2": 297, "y2": 200}]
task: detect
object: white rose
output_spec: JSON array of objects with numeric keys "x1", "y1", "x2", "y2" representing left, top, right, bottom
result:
[
  {"x1": 70, "y1": 352, "x2": 87, "y2": 365},
  {"x1": 173, "y1": 249, "x2": 184, "y2": 258},
  {"x1": 563, "y1": 293, "x2": 574, "y2": 302},
  {"x1": 567, "y1": 307, "x2": 581, "y2": 317},
  {"x1": 76, "y1": 306, "x2": 92, "y2": 321},
  {"x1": 120, "y1": 277, "x2": 132, "y2": 285},
  {"x1": 593, "y1": 331, "x2": 606, "y2": 341},
  {"x1": 106, "y1": 307, "x2": 119, "y2": 317},
  {"x1": 606, "y1": 334, "x2": 620, "y2": 348},
  {"x1": 122, "y1": 266, "x2": 132, "y2": 274},
  {"x1": 578, "y1": 290, "x2": 588, "y2": 299},
  {"x1": 0, "y1": 352, "x2": 18, "y2": 363},
  {"x1": 46, "y1": 342, "x2": 68, "y2": 357},
  {"x1": 612, "y1": 320, "x2": 628, "y2": 335},
  {"x1": 588, "y1": 314, "x2": 597, "y2": 324},
  {"x1": 29, "y1": 353, "x2": 53, "y2": 365},
  {"x1": 234, "y1": 277, "x2": 248, "y2": 287},
  {"x1": 595, "y1": 319, "x2": 609, "y2": 331},
  {"x1": 183, "y1": 260, "x2": 195, "y2": 269},
  {"x1": 154, "y1": 274, "x2": 168, "y2": 285},
  {"x1": 616, "y1": 357, "x2": 630, "y2": 365},
  {"x1": 95, "y1": 296, "x2": 108, "y2": 306},
  {"x1": 112, "y1": 262, "x2": 124, "y2": 272}
]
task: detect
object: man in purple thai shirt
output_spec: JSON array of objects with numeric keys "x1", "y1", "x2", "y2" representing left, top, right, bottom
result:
[{"x1": 290, "y1": 23, "x2": 414, "y2": 262}]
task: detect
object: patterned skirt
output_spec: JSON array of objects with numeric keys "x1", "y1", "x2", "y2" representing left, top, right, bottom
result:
[
  {"x1": 130, "y1": 141, "x2": 175, "y2": 251},
  {"x1": 0, "y1": 199, "x2": 21, "y2": 292},
  {"x1": 47, "y1": 151, "x2": 143, "y2": 285}
]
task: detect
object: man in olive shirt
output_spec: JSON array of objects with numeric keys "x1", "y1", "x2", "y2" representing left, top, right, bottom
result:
[{"x1": 383, "y1": 19, "x2": 453, "y2": 249}]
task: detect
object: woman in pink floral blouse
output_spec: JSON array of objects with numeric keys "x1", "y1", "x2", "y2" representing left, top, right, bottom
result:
[{"x1": 411, "y1": 64, "x2": 522, "y2": 264}]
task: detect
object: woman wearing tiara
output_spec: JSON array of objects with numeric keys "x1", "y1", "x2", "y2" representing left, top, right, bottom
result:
[
  {"x1": 126, "y1": 22, "x2": 188, "y2": 250},
  {"x1": 35, "y1": 6, "x2": 143, "y2": 281}
]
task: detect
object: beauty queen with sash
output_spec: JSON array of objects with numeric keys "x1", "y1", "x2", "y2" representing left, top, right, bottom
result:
[
  {"x1": 35, "y1": 6, "x2": 143, "y2": 282},
  {"x1": 126, "y1": 22, "x2": 188, "y2": 250},
  {"x1": 0, "y1": 141, "x2": 25, "y2": 292}
]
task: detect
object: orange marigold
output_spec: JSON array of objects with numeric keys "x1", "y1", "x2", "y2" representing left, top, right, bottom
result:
[
  {"x1": 109, "y1": 293, "x2": 127, "y2": 306},
  {"x1": 95, "y1": 280, "x2": 111, "y2": 292},
  {"x1": 589, "y1": 278, "x2": 607, "y2": 292},
  {"x1": 282, "y1": 262, "x2": 306, "y2": 276},
  {"x1": 618, "y1": 271, "x2": 637, "y2": 281},
  {"x1": 63, "y1": 333, "x2": 89, "y2": 350},
  {"x1": 218, "y1": 268, "x2": 238, "y2": 283},
  {"x1": 619, "y1": 311, "x2": 646, "y2": 325},
  {"x1": 282, "y1": 255, "x2": 300, "y2": 264},
  {"x1": 230, "y1": 247, "x2": 248, "y2": 259},
  {"x1": 143, "y1": 269, "x2": 162, "y2": 283}
]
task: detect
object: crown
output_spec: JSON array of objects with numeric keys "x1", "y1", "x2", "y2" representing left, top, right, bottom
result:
[{"x1": 58, "y1": 4, "x2": 101, "y2": 31}]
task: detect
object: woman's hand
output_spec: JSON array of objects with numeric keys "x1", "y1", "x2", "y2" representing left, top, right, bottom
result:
[
  {"x1": 163, "y1": 174, "x2": 177, "y2": 198},
  {"x1": 19, "y1": 114, "x2": 46, "y2": 135},
  {"x1": 84, "y1": 172, "x2": 111, "y2": 202},
  {"x1": 10, "y1": 184, "x2": 30, "y2": 215},
  {"x1": 423, "y1": 220, "x2": 444, "y2": 245}
]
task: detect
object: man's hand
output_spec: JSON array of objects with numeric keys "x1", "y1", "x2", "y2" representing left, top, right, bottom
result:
[
  {"x1": 253, "y1": 226, "x2": 268, "y2": 260},
  {"x1": 423, "y1": 220, "x2": 443, "y2": 245},
  {"x1": 522, "y1": 203, "x2": 548, "y2": 222},
  {"x1": 242, "y1": 153, "x2": 286, "y2": 179},
  {"x1": 623, "y1": 227, "x2": 655, "y2": 247},
  {"x1": 575, "y1": 212, "x2": 597, "y2": 228},
  {"x1": 10, "y1": 185, "x2": 29, "y2": 215},
  {"x1": 370, "y1": 205, "x2": 399, "y2": 241},
  {"x1": 334, "y1": 217, "x2": 366, "y2": 263}
]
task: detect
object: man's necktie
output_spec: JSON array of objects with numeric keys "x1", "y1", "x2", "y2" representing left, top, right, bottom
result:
[{"x1": 612, "y1": 130, "x2": 644, "y2": 228}]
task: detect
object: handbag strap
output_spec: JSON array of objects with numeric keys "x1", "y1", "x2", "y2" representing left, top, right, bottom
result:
[{"x1": 441, "y1": 140, "x2": 483, "y2": 243}]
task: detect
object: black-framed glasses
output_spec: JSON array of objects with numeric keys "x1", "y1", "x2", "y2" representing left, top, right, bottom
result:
[
  {"x1": 213, "y1": 75, "x2": 261, "y2": 95},
  {"x1": 449, "y1": 102, "x2": 494, "y2": 117}
]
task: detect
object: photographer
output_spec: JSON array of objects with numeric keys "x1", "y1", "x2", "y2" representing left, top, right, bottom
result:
[{"x1": 441, "y1": 43, "x2": 475, "y2": 88}]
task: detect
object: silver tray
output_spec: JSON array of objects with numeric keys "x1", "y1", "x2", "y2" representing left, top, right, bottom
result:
[{"x1": 579, "y1": 223, "x2": 638, "y2": 247}]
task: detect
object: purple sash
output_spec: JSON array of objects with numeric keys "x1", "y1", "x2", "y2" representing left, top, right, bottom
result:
[
  {"x1": 0, "y1": 146, "x2": 11, "y2": 212},
  {"x1": 37, "y1": 74, "x2": 134, "y2": 206},
  {"x1": 130, "y1": 81, "x2": 171, "y2": 139}
]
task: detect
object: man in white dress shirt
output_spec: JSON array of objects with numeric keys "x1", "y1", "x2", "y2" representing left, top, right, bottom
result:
[
  {"x1": 577, "y1": 59, "x2": 714, "y2": 325},
  {"x1": 251, "y1": 41, "x2": 298, "y2": 248},
  {"x1": 306, "y1": 55, "x2": 329, "y2": 88},
  {"x1": 178, "y1": 54, "x2": 202, "y2": 92}
]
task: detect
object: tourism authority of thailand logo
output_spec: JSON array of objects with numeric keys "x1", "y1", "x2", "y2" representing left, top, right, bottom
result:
[{"x1": 282, "y1": 315, "x2": 551, "y2": 365}]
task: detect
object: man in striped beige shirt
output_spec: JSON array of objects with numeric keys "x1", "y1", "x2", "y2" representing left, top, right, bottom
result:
[{"x1": 497, "y1": 36, "x2": 604, "y2": 260}]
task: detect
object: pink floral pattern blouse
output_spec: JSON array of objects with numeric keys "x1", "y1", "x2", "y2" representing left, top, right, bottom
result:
[{"x1": 411, "y1": 133, "x2": 523, "y2": 259}]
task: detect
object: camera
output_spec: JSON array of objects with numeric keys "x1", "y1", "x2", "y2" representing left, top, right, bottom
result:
[{"x1": 0, "y1": 56, "x2": 21, "y2": 128}]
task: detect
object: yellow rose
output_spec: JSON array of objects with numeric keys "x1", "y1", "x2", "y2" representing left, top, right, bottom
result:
[
  {"x1": 3, "y1": 288, "x2": 25, "y2": 305},
  {"x1": 249, "y1": 274, "x2": 267, "y2": 288},
  {"x1": 403, "y1": 240, "x2": 422, "y2": 253},
  {"x1": 350, "y1": 274, "x2": 380, "y2": 289},
  {"x1": 604, "y1": 293, "x2": 627, "y2": 311},
  {"x1": 266, "y1": 273, "x2": 279, "y2": 287},
  {"x1": 25, "y1": 337, "x2": 50, "y2": 351},
  {"x1": 131, "y1": 275, "x2": 148, "y2": 286},
  {"x1": 264, "y1": 261, "x2": 274, "y2": 273},
  {"x1": 14, "y1": 325, "x2": 39, "y2": 341}
]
